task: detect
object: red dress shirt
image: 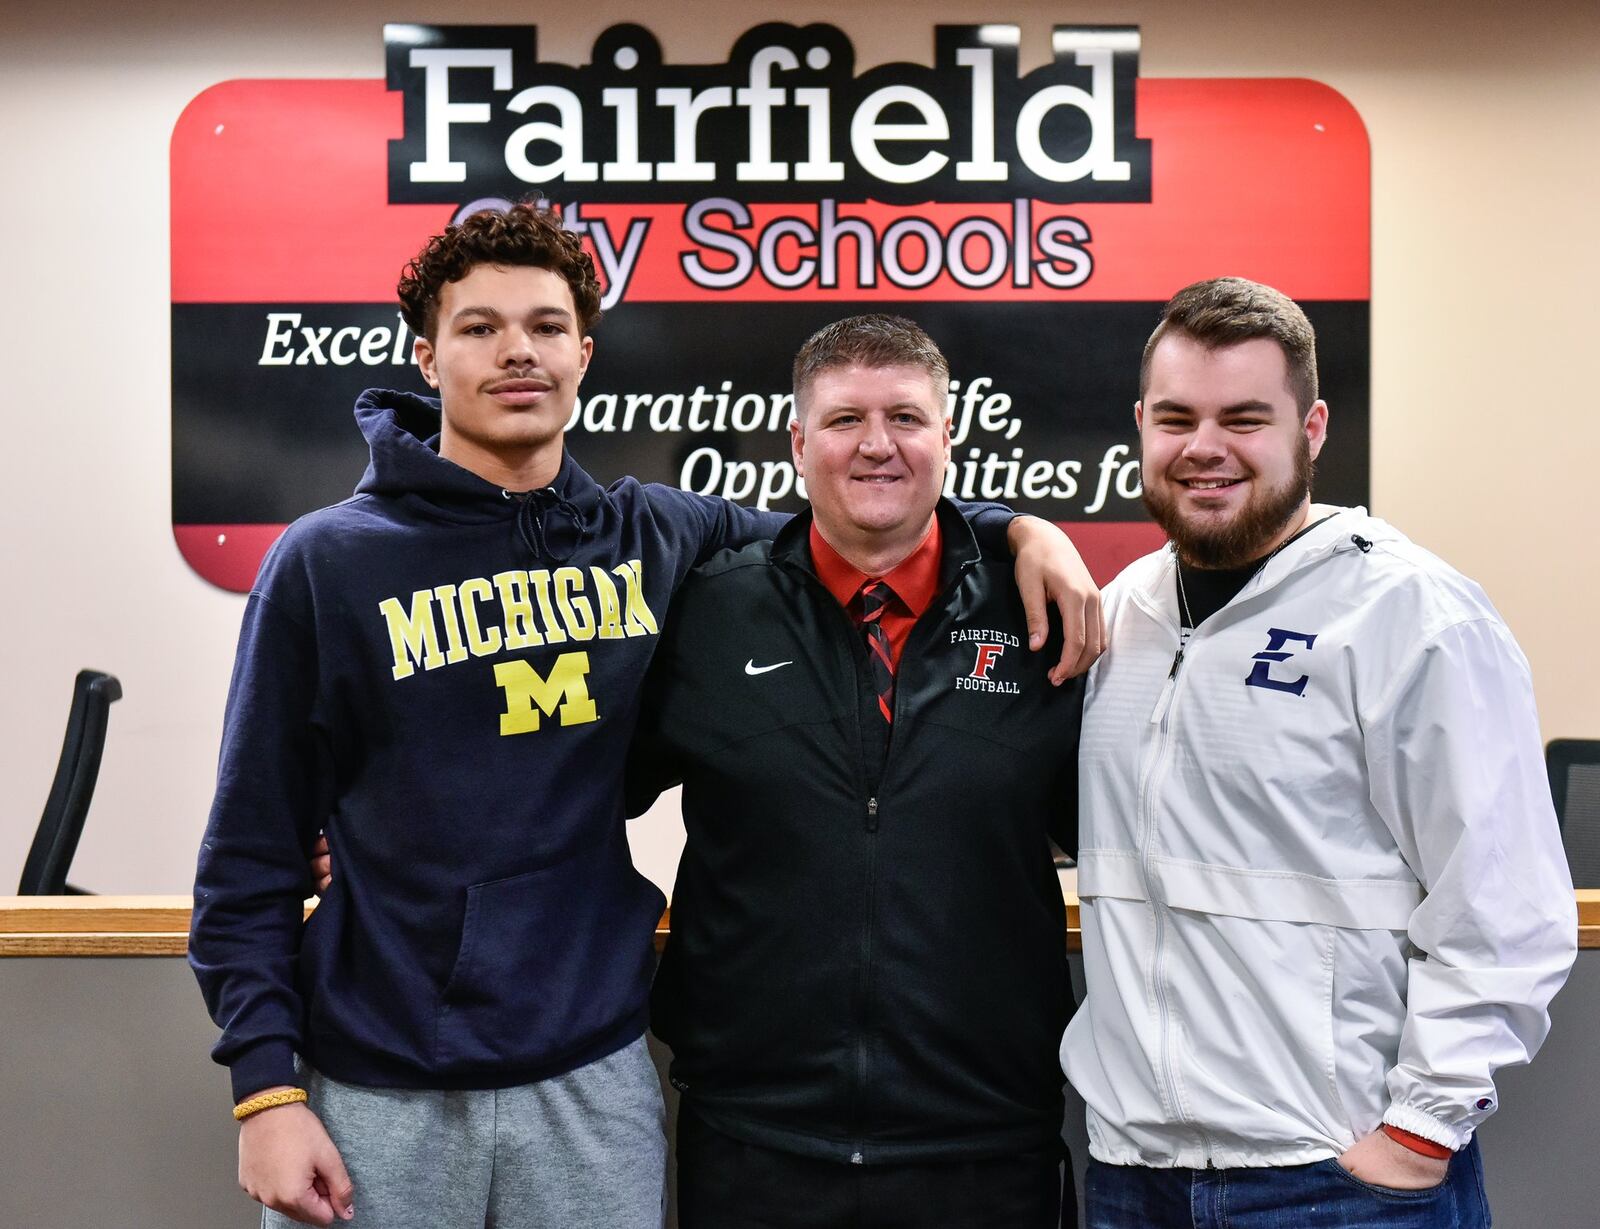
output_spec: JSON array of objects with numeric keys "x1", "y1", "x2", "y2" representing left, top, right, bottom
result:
[{"x1": 808, "y1": 518, "x2": 943, "y2": 670}]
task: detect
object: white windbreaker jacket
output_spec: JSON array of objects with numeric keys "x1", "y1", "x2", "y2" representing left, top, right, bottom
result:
[{"x1": 1062, "y1": 506, "x2": 1576, "y2": 1168}]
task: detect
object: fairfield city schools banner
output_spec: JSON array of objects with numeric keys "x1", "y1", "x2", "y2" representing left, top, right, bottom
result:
[{"x1": 171, "y1": 22, "x2": 1369, "y2": 592}]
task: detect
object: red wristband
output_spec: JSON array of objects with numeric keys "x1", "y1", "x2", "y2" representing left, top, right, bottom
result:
[{"x1": 1381, "y1": 1124, "x2": 1453, "y2": 1159}]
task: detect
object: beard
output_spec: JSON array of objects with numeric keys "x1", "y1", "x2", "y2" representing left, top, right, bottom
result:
[{"x1": 1142, "y1": 432, "x2": 1314, "y2": 569}]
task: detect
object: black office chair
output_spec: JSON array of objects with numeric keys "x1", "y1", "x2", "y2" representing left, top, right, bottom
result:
[
  {"x1": 1546, "y1": 738, "x2": 1600, "y2": 889},
  {"x1": 17, "y1": 670, "x2": 122, "y2": 895}
]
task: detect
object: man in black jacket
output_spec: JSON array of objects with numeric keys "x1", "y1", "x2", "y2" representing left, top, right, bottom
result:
[{"x1": 630, "y1": 315, "x2": 1083, "y2": 1228}]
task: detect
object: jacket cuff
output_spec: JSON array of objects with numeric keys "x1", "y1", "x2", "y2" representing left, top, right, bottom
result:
[
  {"x1": 1382, "y1": 1103, "x2": 1474, "y2": 1152},
  {"x1": 228, "y1": 1038, "x2": 300, "y2": 1106},
  {"x1": 969, "y1": 507, "x2": 1019, "y2": 559}
]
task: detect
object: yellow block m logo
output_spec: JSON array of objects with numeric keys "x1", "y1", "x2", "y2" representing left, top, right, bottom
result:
[{"x1": 493, "y1": 652, "x2": 599, "y2": 736}]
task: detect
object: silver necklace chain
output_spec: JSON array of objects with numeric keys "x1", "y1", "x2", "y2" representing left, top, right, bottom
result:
[
  {"x1": 1172, "y1": 511, "x2": 1336, "y2": 631},
  {"x1": 1175, "y1": 551, "x2": 1268, "y2": 632},
  {"x1": 1175, "y1": 562, "x2": 1196, "y2": 630}
]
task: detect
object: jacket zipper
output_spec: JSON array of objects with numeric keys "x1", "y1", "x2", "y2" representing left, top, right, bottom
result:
[
  {"x1": 783, "y1": 565, "x2": 881, "y2": 1142},
  {"x1": 1130, "y1": 526, "x2": 1362, "y2": 1165},
  {"x1": 848, "y1": 580, "x2": 959, "y2": 1155},
  {"x1": 1138, "y1": 623, "x2": 1214, "y2": 1166},
  {"x1": 851, "y1": 574, "x2": 960, "y2": 1145},
  {"x1": 786, "y1": 545, "x2": 975, "y2": 1161},
  {"x1": 855, "y1": 798, "x2": 879, "y2": 1153},
  {"x1": 839, "y1": 591, "x2": 878, "y2": 1141},
  {"x1": 1148, "y1": 644, "x2": 1182, "y2": 725}
]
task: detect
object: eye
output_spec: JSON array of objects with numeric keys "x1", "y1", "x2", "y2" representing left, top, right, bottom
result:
[
  {"x1": 537, "y1": 322, "x2": 566, "y2": 335},
  {"x1": 463, "y1": 323, "x2": 494, "y2": 337},
  {"x1": 823, "y1": 412, "x2": 861, "y2": 428}
]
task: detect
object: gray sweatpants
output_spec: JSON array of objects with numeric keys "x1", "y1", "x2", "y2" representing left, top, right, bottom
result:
[{"x1": 264, "y1": 1035, "x2": 666, "y2": 1229}]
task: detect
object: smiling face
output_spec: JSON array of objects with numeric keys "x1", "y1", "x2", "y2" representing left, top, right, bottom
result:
[
  {"x1": 413, "y1": 263, "x2": 593, "y2": 488},
  {"x1": 791, "y1": 363, "x2": 951, "y2": 571},
  {"x1": 1137, "y1": 332, "x2": 1328, "y2": 568}
]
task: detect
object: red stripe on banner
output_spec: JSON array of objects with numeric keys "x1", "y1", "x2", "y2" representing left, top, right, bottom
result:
[
  {"x1": 171, "y1": 81, "x2": 452, "y2": 303},
  {"x1": 1065, "y1": 520, "x2": 1170, "y2": 587},
  {"x1": 1074, "y1": 78, "x2": 1370, "y2": 299},
  {"x1": 171, "y1": 78, "x2": 1366, "y2": 304},
  {"x1": 172, "y1": 523, "x2": 288, "y2": 593},
  {"x1": 173, "y1": 520, "x2": 1168, "y2": 595}
]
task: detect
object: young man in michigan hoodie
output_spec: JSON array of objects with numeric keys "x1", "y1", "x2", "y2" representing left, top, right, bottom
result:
[{"x1": 190, "y1": 204, "x2": 1099, "y2": 1228}]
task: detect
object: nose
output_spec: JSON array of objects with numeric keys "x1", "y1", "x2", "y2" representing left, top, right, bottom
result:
[
  {"x1": 857, "y1": 414, "x2": 894, "y2": 460},
  {"x1": 500, "y1": 327, "x2": 537, "y2": 368},
  {"x1": 1180, "y1": 419, "x2": 1227, "y2": 463}
]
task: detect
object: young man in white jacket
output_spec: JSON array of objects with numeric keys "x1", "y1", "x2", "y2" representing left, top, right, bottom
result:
[{"x1": 1063, "y1": 276, "x2": 1576, "y2": 1227}]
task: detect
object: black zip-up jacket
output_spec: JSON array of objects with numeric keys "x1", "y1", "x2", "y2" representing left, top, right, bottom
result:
[{"x1": 629, "y1": 501, "x2": 1082, "y2": 1164}]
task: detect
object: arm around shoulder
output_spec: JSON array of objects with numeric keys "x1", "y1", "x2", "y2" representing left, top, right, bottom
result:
[
  {"x1": 643, "y1": 483, "x2": 790, "y2": 563},
  {"x1": 1004, "y1": 514, "x2": 1105, "y2": 683}
]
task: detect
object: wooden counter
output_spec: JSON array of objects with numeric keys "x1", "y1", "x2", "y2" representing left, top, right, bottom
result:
[
  {"x1": 3, "y1": 895, "x2": 1596, "y2": 1228},
  {"x1": 3, "y1": 891, "x2": 1596, "y2": 956}
]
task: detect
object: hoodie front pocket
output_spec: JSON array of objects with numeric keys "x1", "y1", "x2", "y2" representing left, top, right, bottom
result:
[{"x1": 434, "y1": 834, "x2": 665, "y2": 1072}]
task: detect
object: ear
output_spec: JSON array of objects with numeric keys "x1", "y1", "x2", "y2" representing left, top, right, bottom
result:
[
  {"x1": 1134, "y1": 400, "x2": 1145, "y2": 433},
  {"x1": 577, "y1": 333, "x2": 594, "y2": 381},
  {"x1": 789, "y1": 413, "x2": 806, "y2": 477},
  {"x1": 1304, "y1": 399, "x2": 1329, "y2": 462},
  {"x1": 414, "y1": 336, "x2": 439, "y2": 389}
]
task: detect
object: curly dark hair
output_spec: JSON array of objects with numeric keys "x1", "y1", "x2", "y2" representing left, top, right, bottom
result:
[{"x1": 398, "y1": 203, "x2": 603, "y2": 340}]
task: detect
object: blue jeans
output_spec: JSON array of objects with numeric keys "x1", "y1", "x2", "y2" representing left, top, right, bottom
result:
[{"x1": 1085, "y1": 1139, "x2": 1489, "y2": 1229}]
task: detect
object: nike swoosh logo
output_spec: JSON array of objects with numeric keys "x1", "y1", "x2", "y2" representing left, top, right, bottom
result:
[{"x1": 744, "y1": 659, "x2": 793, "y2": 676}]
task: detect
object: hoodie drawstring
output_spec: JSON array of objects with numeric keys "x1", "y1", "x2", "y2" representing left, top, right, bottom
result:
[{"x1": 506, "y1": 487, "x2": 586, "y2": 564}]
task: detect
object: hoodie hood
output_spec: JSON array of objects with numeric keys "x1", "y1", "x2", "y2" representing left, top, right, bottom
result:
[{"x1": 351, "y1": 388, "x2": 604, "y2": 561}]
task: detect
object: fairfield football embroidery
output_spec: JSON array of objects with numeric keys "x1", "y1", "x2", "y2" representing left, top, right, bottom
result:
[{"x1": 952, "y1": 628, "x2": 1021, "y2": 694}]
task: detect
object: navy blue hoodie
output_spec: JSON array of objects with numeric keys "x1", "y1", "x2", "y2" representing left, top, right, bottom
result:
[{"x1": 189, "y1": 390, "x2": 794, "y2": 1101}]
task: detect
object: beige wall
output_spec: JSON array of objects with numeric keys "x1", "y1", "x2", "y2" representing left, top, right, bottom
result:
[{"x1": 4, "y1": 0, "x2": 1596, "y2": 893}]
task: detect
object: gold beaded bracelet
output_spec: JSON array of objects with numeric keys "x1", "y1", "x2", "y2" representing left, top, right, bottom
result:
[{"x1": 233, "y1": 1088, "x2": 309, "y2": 1122}]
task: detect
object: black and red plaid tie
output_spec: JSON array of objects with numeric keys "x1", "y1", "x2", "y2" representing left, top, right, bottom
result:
[{"x1": 857, "y1": 579, "x2": 896, "y2": 724}]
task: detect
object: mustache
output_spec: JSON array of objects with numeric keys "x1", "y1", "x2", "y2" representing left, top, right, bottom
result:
[{"x1": 482, "y1": 370, "x2": 551, "y2": 391}]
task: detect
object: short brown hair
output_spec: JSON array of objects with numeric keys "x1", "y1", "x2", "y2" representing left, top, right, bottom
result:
[
  {"x1": 1140, "y1": 277, "x2": 1319, "y2": 415},
  {"x1": 398, "y1": 202, "x2": 603, "y2": 341},
  {"x1": 791, "y1": 315, "x2": 950, "y2": 421}
]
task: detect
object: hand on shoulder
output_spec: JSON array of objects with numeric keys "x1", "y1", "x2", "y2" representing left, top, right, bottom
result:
[{"x1": 1006, "y1": 514, "x2": 1105, "y2": 684}]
